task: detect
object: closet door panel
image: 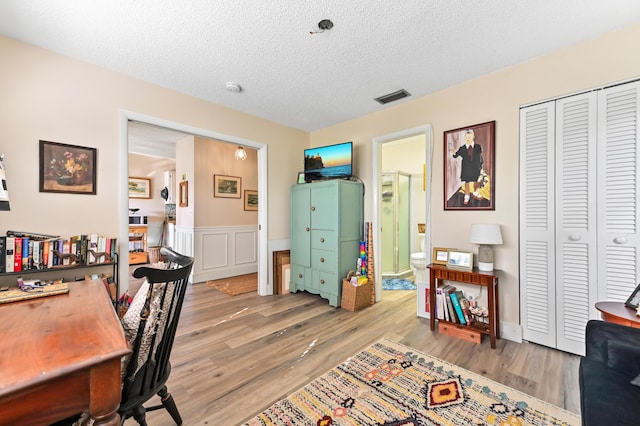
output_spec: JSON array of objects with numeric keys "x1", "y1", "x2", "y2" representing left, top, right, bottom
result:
[
  {"x1": 555, "y1": 93, "x2": 597, "y2": 356},
  {"x1": 519, "y1": 102, "x2": 557, "y2": 347},
  {"x1": 597, "y1": 82, "x2": 640, "y2": 305}
]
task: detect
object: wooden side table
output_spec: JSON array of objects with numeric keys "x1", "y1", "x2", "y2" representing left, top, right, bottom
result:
[
  {"x1": 595, "y1": 301, "x2": 640, "y2": 329},
  {"x1": 427, "y1": 264, "x2": 500, "y2": 348}
]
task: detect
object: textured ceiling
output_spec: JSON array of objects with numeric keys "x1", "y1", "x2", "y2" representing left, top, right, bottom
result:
[{"x1": 2, "y1": 1, "x2": 640, "y2": 133}]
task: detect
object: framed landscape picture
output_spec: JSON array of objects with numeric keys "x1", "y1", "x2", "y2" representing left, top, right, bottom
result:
[
  {"x1": 39, "y1": 140, "x2": 97, "y2": 195},
  {"x1": 244, "y1": 190, "x2": 258, "y2": 211},
  {"x1": 214, "y1": 175, "x2": 241, "y2": 198},
  {"x1": 444, "y1": 121, "x2": 495, "y2": 210},
  {"x1": 128, "y1": 177, "x2": 151, "y2": 199}
]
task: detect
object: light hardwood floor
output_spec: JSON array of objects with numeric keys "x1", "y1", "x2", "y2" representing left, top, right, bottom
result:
[{"x1": 132, "y1": 283, "x2": 581, "y2": 425}]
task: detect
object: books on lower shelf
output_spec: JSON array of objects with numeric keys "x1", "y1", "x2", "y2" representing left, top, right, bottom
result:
[
  {"x1": 436, "y1": 285, "x2": 476, "y2": 326},
  {"x1": 0, "y1": 230, "x2": 117, "y2": 273}
]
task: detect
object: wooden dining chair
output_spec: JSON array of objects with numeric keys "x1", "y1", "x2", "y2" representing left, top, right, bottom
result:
[{"x1": 118, "y1": 247, "x2": 194, "y2": 425}]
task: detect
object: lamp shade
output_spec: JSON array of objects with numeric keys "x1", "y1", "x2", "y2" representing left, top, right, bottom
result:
[{"x1": 469, "y1": 224, "x2": 503, "y2": 245}]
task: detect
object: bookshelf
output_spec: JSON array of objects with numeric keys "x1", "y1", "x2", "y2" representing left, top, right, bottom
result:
[
  {"x1": 0, "y1": 232, "x2": 119, "y2": 306},
  {"x1": 128, "y1": 225, "x2": 148, "y2": 265},
  {"x1": 427, "y1": 263, "x2": 501, "y2": 348},
  {"x1": 0, "y1": 254, "x2": 118, "y2": 305}
]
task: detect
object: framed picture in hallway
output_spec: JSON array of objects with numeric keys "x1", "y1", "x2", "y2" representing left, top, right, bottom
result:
[
  {"x1": 244, "y1": 190, "x2": 258, "y2": 211},
  {"x1": 444, "y1": 121, "x2": 495, "y2": 211},
  {"x1": 214, "y1": 175, "x2": 241, "y2": 198}
]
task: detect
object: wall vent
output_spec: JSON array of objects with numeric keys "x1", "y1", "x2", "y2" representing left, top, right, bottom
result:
[{"x1": 374, "y1": 89, "x2": 411, "y2": 105}]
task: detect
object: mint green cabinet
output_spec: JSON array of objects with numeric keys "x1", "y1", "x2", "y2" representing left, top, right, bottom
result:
[{"x1": 290, "y1": 180, "x2": 363, "y2": 307}]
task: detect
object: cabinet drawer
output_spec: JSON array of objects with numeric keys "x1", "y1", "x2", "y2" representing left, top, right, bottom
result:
[
  {"x1": 311, "y1": 249, "x2": 336, "y2": 272},
  {"x1": 129, "y1": 252, "x2": 148, "y2": 265},
  {"x1": 311, "y1": 230, "x2": 335, "y2": 250},
  {"x1": 290, "y1": 264, "x2": 309, "y2": 291},
  {"x1": 312, "y1": 269, "x2": 339, "y2": 294}
]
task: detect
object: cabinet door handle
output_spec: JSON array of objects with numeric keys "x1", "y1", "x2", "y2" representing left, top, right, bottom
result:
[
  {"x1": 320, "y1": 279, "x2": 325, "y2": 284},
  {"x1": 320, "y1": 238, "x2": 325, "y2": 243},
  {"x1": 311, "y1": 207, "x2": 316, "y2": 211},
  {"x1": 320, "y1": 258, "x2": 325, "y2": 262},
  {"x1": 614, "y1": 236, "x2": 627, "y2": 244},
  {"x1": 298, "y1": 273, "x2": 303, "y2": 278},
  {"x1": 568, "y1": 234, "x2": 581, "y2": 241},
  {"x1": 305, "y1": 227, "x2": 310, "y2": 232}
]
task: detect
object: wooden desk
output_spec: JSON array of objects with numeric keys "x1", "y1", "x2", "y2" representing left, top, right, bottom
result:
[
  {"x1": 0, "y1": 280, "x2": 130, "y2": 425},
  {"x1": 428, "y1": 264, "x2": 501, "y2": 348},
  {"x1": 595, "y1": 301, "x2": 640, "y2": 329}
]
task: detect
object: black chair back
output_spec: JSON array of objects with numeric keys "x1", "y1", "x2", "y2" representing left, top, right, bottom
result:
[{"x1": 119, "y1": 247, "x2": 194, "y2": 425}]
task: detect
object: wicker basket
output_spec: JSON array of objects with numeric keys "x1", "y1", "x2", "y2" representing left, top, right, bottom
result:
[
  {"x1": 341, "y1": 276, "x2": 373, "y2": 311},
  {"x1": 148, "y1": 246, "x2": 167, "y2": 264}
]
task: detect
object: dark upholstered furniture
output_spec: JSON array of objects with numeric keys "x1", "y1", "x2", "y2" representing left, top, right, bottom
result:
[{"x1": 579, "y1": 320, "x2": 640, "y2": 426}]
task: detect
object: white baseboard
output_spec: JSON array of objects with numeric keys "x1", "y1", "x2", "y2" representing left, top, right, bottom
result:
[{"x1": 499, "y1": 321, "x2": 522, "y2": 343}]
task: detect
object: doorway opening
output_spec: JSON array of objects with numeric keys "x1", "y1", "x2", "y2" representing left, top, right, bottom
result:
[
  {"x1": 118, "y1": 110, "x2": 269, "y2": 296},
  {"x1": 372, "y1": 125, "x2": 433, "y2": 306}
]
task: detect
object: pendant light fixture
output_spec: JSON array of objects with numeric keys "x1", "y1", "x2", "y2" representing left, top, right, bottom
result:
[{"x1": 234, "y1": 146, "x2": 247, "y2": 160}]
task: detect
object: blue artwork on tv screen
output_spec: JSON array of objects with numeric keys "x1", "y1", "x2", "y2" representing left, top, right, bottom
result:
[{"x1": 304, "y1": 141, "x2": 352, "y2": 182}]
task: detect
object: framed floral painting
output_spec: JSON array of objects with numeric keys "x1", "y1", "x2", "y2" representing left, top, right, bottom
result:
[{"x1": 39, "y1": 140, "x2": 97, "y2": 194}]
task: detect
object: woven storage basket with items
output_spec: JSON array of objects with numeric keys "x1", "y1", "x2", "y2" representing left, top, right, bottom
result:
[{"x1": 341, "y1": 270, "x2": 373, "y2": 311}]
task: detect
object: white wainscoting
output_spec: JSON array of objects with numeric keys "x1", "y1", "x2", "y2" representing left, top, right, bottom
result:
[{"x1": 177, "y1": 225, "x2": 259, "y2": 283}]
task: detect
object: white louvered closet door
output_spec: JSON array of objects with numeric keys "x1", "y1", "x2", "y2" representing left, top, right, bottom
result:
[
  {"x1": 554, "y1": 93, "x2": 598, "y2": 356},
  {"x1": 596, "y1": 82, "x2": 640, "y2": 306},
  {"x1": 520, "y1": 80, "x2": 640, "y2": 356},
  {"x1": 519, "y1": 101, "x2": 556, "y2": 348}
]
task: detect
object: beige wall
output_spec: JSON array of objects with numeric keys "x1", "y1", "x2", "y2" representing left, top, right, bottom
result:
[
  {"x1": 193, "y1": 136, "x2": 258, "y2": 227},
  {"x1": 128, "y1": 153, "x2": 176, "y2": 223},
  {"x1": 0, "y1": 35, "x2": 306, "y2": 244},
  {"x1": 310, "y1": 23, "x2": 640, "y2": 327}
]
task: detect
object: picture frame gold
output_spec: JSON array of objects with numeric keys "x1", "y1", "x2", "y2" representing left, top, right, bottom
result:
[
  {"x1": 128, "y1": 177, "x2": 151, "y2": 199},
  {"x1": 432, "y1": 247, "x2": 450, "y2": 265},
  {"x1": 179, "y1": 181, "x2": 188, "y2": 207},
  {"x1": 213, "y1": 174, "x2": 241, "y2": 198},
  {"x1": 244, "y1": 190, "x2": 258, "y2": 211},
  {"x1": 447, "y1": 250, "x2": 474, "y2": 270}
]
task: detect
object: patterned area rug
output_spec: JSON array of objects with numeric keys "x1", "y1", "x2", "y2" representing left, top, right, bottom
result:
[
  {"x1": 383, "y1": 278, "x2": 417, "y2": 290},
  {"x1": 207, "y1": 273, "x2": 257, "y2": 296},
  {"x1": 245, "y1": 339, "x2": 580, "y2": 426}
]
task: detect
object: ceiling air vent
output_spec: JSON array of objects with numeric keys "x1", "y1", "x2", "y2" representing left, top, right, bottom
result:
[{"x1": 374, "y1": 89, "x2": 411, "y2": 105}]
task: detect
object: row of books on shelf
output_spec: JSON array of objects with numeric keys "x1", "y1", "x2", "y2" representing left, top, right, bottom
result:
[
  {"x1": 0, "y1": 230, "x2": 117, "y2": 274},
  {"x1": 435, "y1": 284, "x2": 474, "y2": 326}
]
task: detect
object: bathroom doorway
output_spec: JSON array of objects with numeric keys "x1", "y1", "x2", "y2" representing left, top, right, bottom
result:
[{"x1": 372, "y1": 125, "x2": 432, "y2": 304}]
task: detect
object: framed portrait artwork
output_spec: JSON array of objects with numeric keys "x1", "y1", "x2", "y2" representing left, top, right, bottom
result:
[
  {"x1": 213, "y1": 175, "x2": 241, "y2": 198},
  {"x1": 128, "y1": 177, "x2": 151, "y2": 199},
  {"x1": 444, "y1": 121, "x2": 495, "y2": 210},
  {"x1": 244, "y1": 190, "x2": 258, "y2": 211},
  {"x1": 39, "y1": 140, "x2": 97, "y2": 195}
]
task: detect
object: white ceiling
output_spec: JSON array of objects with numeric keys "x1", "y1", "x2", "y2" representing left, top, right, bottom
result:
[{"x1": 2, "y1": 1, "x2": 640, "y2": 134}]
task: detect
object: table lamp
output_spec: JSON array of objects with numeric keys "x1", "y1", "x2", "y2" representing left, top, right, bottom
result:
[{"x1": 469, "y1": 224, "x2": 503, "y2": 272}]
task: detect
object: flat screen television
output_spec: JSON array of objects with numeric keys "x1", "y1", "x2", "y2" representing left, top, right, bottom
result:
[{"x1": 304, "y1": 141, "x2": 353, "y2": 182}]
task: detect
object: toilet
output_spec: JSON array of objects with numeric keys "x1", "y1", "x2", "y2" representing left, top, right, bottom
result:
[{"x1": 410, "y1": 232, "x2": 427, "y2": 284}]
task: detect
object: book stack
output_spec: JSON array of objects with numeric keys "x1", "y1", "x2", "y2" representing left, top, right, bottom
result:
[
  {"x1": 436, "y1": 285, "x2": 473, "y2": 325},
  {"x1": 0, "y1": 230, "x2": 118, "y2": 273}
]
